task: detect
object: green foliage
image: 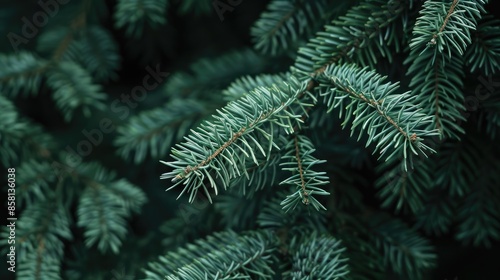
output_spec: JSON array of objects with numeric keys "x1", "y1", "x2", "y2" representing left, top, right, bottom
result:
[
  {"x1": 279, "y1": 134, "x2": 330, "y2": 212},
  {"x1": 1, "y1": 0, "x2": 500, "y2": 279},
  {"x1": 11, "y1": 200, "x2": 72, "y2": 280},
  {"x1": 37, "y1": 26, "x2": 120, "y2": 81},
  {"x1": 317, "y1": 64, "x2": 438, "y2": 169},
  {"x1": 46, "y1": 62, "x2": 107, "y2": 121},
  {"x1": 114, "y1": 0, "x2": 168, "y2": 38},
  {"x1": 0, "y1": 52, "x2": 47, "y2": 96},
  {"x1": 251, "y1": 0, "x2": 332, "y2": 56},
  {"x1": 115, "y1": 98, "x2": 207, "y2": 163},
  {"x1": 406, "y1": 0, "x2": 487, "y2": 139},
  {"x1": 143, "y1": 230, "x2": 278, "y2": 279},
  {"x1": 409, "y1": 0, "x2": 485, "y2": 57},
  {"x1": 161, "y1": 79, "x2": 307, "y2": 203},
  {"x1": 286, "y1": 233, "x2": 350, "y2": 279},
  {"x1": 0, "y1": 95, "x2": 54, "y2": 166},
  {"x1": 368, "y1": 216, "x2": 436, "y2": 280},
  {"x1": 76, "y1": 162, "x2": 147, "y2": 254},
  {"x1": 293, "y1": 0, "x2": 405, "y2": 75},
  {"x1": 16, "y1": 159, "x2": 57, "y2": 207},
  {"x1": 465, "y1": 18, "x2": 500, "y2": 75}
]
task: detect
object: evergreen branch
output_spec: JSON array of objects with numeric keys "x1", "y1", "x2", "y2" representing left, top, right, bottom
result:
[
  {"x1": 286, "y1": 234, "x2": 350, "y2": 279},
  {"x1": 415, "y1": 189, "x2": 457, "y2": 235},
  {"x1": 52, "y1": 0, "x2": 92, "y2": 61},
  {"x1": 160, "y1": 79, "x2": 306, "y2": 203},
  {"x1": 73, "y1": 26, "x2": 120, "y2": 81},
  {"x1": 227, "y1": 133, "x2": 286, "y2": 197},
  {"x1": 114, "y1": 0, "x2": 168, "y2": 38},
  {"x1": 38, "y1": 25, "x2": 120, "y2": 81},
  {"x1": 46, "y1": 62, "x2": 107, "y2": 121},
  {"x1": 453, "y1": 133, "x2": 500, "y2": 246},
  {"x1": 434, "y1": 135, "x2": 484, "y2": 197},
  {"x1": 0, "y1": 96, "x2": 55, "y2": 165},
  {"x1": 436, "y1": 0, "x2": 459, "y2": 36},
  {"x1": 18, "y1": 253, "x2": 62, "y2": 280},
  {"x1": 376, "y1": 158, "x2": 434, "y2": 214},
  {"x1": 10, "y1": 200, "x2": 72, "y2": 280},
  {"x1": 115, "y1": 98, "x2": 207, "y2": 163},
  {"x1": 280, "y1": 135, "x2": 330, "y2": 212},
  {"x1": 465, "y1": 17, "x2": 500, "y2": 75},
  {"x1": 317, "y1": 64, "x2": 438, "y2": 170},
  {"x1": 223, "y1": 73, "x2": 290, "y2": 101},
  {"x1": 76, "y1": 162, "x2": 147, "y2": 253},
  {"x1": 0, "y1": 52, "x2": 48, "y2": 96},
  {"x1": 143, "y1": 230, "x2": 278, "y2": 280},
  {"x1": 77, "y1": 183, "x2": 128, "y2": 254},
  {"x1": 407, "y1": 39, "x2": 466, "y2": 139},
  {"x1": 293, "y1": 0, "x2": 405, "y2": 76},
  {"x1": 367, "y1": 216, "x2": 436, "y2": 279},
  {"x1": 406, "y1": 0, "x2": 487, "y2": 138},
  {"x1": 257, "y1": 193, "x2": 326, "y2": 231},
  {"x1": 251, "y1": 0, "x2": 330, "y2": 55},
  {"x1": 456, "y1": 170, "x2": 500, "y2": 247},
  {"x1": 409, "y1": 0, "x2": 486, "y2": 56},
  {"x1": 16, "y1": 159, "x2": 58, "y2": 207}
]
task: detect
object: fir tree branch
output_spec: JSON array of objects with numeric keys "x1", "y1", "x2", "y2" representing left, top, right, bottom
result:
[
  {"x1": 293, "y1": 0, "x2": 405, "y2": 76},
  {"x1": 317, "y1": 64, "x2": 438, "y2": 170},
  {"x1": 280, "y1": 135, "x2": 330, "y2": 212},
  {"x1": 161, "y1": 80, "x2": 306, "y2": 203},
  {"x1": 143, "y1": 230, "x2": 278, "y2": 279}
]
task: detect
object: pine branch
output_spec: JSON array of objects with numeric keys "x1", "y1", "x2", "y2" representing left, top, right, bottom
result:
[
  {"x1": 114, "y1": 0, "x2": 168, "y2": 38},
  {"x1": 251, "y1": 0, "x2": 331, "y2": 56},
  {"x1": 367, "y1": 216, "x2": 436, "y2": 280},
  {"x1": 376, "y1": 158, "x2": 434, "y2": 214},
  {"x1": 160, "y1": 79, "x2": 307, "y2": 203},
  {"x1": 227, "y1": 134, "x2": 285, "y2": 197},
  {"x1": 46, "y1": 62, "x2": 107, "y2": 121},
  {"x1": 406, "y1": 49, "x2": 466, "y2": 139},
  {"x1": 0, "y1": 52, "x2": 48, "y2": 96},
  {"x1": 115, "y1": 98, "x2": 207, "y2": 163},
  {"x1": 0, "y1": 96, "x2": 55, "y2": 166},
  {"x1": 76, "y1": 162, "x2": 147, "y2": 254},
  {"x1": 73, "y1": 26, "x2": 121, "y2": 81},
  {"x1": 317, "y1": 64, "x2": 438, "y2": 170},
  {"x1": 223, "y1": 73, "x2": 290, "y2": 101},
  {"x1": 409, "y1": 0, "x2": 486, "y2": 57},
  {"x1": 414, "y1": 188, "x2": 457, "y2": 235},
  {"x1": 405, "y1": 0, "x2": 487, "y2": 139},
  {"x1": 16, "y1": 159, "x2": 58, "y2": 207},
  {"x1": 286, "y1": 233, "x2": 350, "y2": 279},
  {"x1": 143, "y1": 230, "x2": 278, "y2": 280},
  {"x1": 280, "y1": 134, "x2": 330, "y2": 212},
  {"x1": 293, "y1": 0, "x2": 406, "y2": 76},
  {"x1": 465, "y1": 17, "x2": 500, "y2": 75},
  {"x1": 10, "y1": 200, "x2": 72, "y2": 280}
]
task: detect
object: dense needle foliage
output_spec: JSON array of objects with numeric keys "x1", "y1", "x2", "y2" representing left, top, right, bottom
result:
[{"x1": 1, "y1": 0, "x2": 499, "y2": 279}]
